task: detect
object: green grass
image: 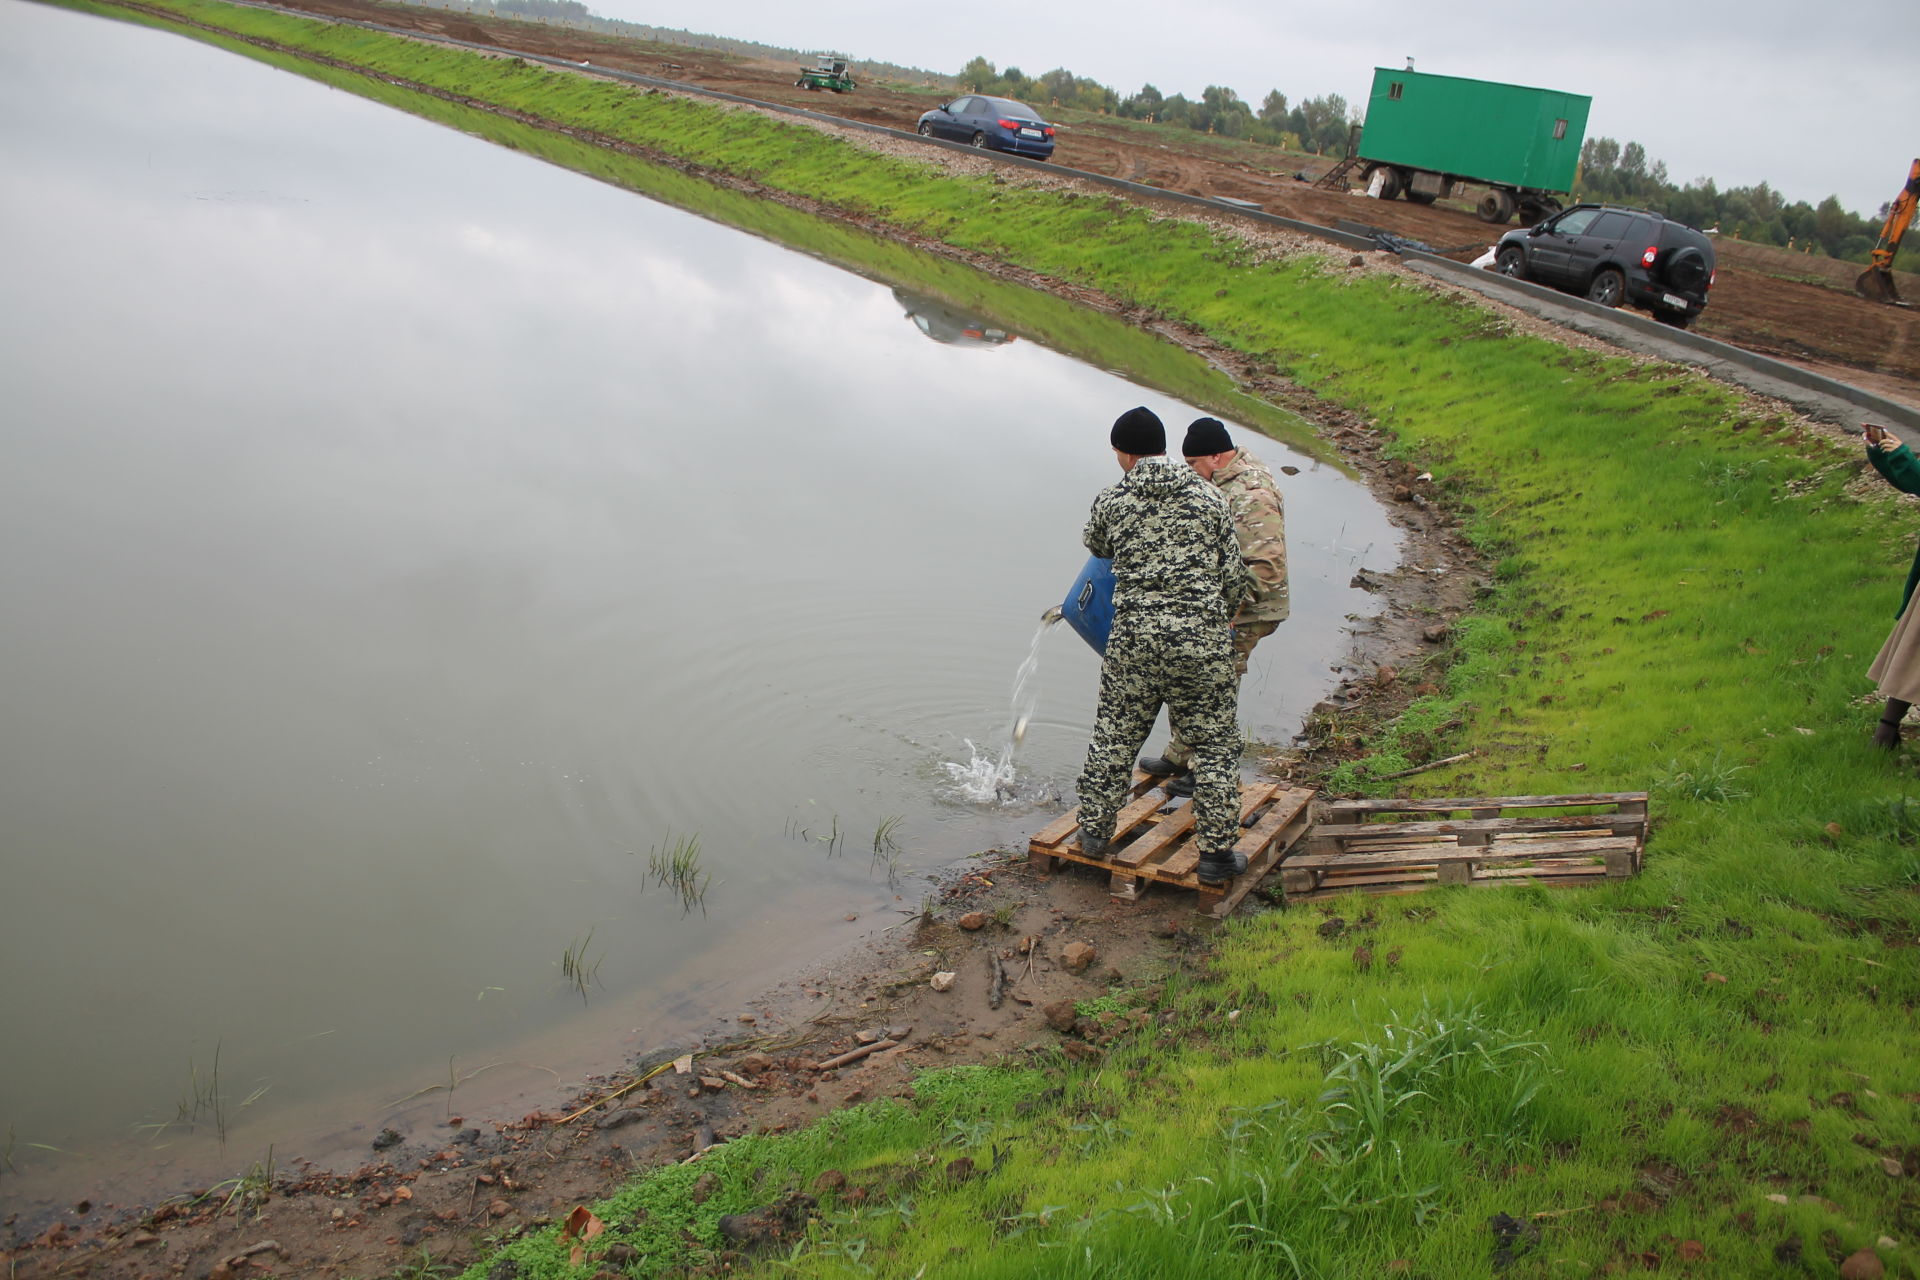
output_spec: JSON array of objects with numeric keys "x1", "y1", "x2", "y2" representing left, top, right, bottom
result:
[{"x1": 45, "y1": 4, "x2": 1920, "y2": 1275}]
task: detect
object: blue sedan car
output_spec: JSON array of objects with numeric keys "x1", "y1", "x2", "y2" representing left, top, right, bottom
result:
[{"x1": 915, "y1": 95, "x2": 1055, "y2": 159}]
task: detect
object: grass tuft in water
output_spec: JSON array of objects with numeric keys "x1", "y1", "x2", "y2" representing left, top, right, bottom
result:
[
  {"x1": 560, "y1": 928, "x2": 602, "y2": 1003},
  {"x1": 647, "y1": 830, "x2": 709, "y2": 912}
]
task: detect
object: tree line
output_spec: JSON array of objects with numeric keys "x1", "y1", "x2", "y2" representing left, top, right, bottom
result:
[
  {"x1": 1575, "y1": 138, "x2": 1885, "y2": 263},
  {"x1": 958, "y1": 58, "x2": 1352, "y2": 155}
]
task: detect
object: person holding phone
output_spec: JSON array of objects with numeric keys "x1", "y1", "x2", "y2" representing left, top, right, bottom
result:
[{"x1": 1864, "y1": 423, "x2": 1920, "y2": 748}]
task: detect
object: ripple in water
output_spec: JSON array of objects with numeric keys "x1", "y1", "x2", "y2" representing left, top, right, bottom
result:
[{"x1": 943, "y1": 613, "x2": 1062, "y2": 805}]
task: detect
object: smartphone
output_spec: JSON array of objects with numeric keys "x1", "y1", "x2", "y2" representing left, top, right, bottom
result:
[{"x1": 1866, "y1": 424, "x2": 1891, "y2": 446}]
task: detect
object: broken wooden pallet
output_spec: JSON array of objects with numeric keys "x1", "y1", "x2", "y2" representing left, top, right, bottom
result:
[
  {"x1": 1028, "y1": 773, "x2": 1316, "y2": 918},
  {"x1": 1283, "y1": 791, "x2": 1649, "y2": 899}
]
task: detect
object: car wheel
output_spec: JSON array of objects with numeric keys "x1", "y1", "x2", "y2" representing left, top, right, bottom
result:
[
  {"x1": 1586, "y1": 268, "x2": 1626, "y2": 308},
  {"x1": 1495, "y1": 246, "x2": 1527, "y2": 279},
  {"x1": 969, "y1": 131, "x2": 989, "y2": 149},
  {"x1": 917, "y1": 121, "x2": 933, "y2": 136}
]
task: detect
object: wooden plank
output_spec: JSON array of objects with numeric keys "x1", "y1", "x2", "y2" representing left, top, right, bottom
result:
[
  {"x1": 1283, "y1": 835, "x2": 1637, "y2": 869},
  {"x1": 1209, "y1": 801, "x2": 1315, "y2": 919},
  {"x1": 1028, "y1": 771, "x2": 1161, "y2": 847},
  {"x1": 1311, "y1": 814, "x2": 1645, "y2": 840},
  {"x1": 1114, "y1": 805, "x2": 1196, "y2": 867},
  {"x1": 1319, "y1": 791, "x2": 1649, "y2": 815},
  {"x1": 1233, "y1": 786, "x2": 1315, "y2": 857}
]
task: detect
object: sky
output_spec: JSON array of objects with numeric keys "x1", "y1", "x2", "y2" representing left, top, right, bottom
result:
[{"x1": 580, "y1": 0, "x2": 1916, "y2": 220}]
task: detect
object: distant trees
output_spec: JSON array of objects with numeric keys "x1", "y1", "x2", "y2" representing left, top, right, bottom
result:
[
  {"x1": 1577, "y1": 136, "x2": 1881, "y2": 261},
  {"x1": 957, "y1": 58, "x2": 1116, "y2": 113}
]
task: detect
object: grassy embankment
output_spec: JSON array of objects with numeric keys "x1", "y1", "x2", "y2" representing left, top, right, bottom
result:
[{"x1": 52, "y1": 2, "x2": 1920, "y2": 1274}]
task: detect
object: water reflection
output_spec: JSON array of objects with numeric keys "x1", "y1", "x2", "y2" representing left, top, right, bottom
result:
[
  {"x1": 894, "y1": 287, "x2": 1017, "y2": 347},
  {"x1": 0, "y1": 0, "x2": 1401, "y2": 1212}
]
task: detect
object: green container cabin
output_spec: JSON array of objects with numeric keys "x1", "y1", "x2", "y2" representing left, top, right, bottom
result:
[{"x1": 1354, "y1": 68, "x2": 1590, "y2": 224}]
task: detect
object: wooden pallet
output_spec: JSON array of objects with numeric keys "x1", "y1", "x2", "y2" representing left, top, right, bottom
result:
[
  {"x1": 1028, "y1": 773, "x2": 1316, "y2": 918},
  {"x1": 1282, "y1": 792, "x2": 1649, "y2": 900}
]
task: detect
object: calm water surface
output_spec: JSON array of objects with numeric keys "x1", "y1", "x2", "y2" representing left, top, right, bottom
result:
[{"x1": 0, "y1": 0, "x2": 1401, "y2": 1208}]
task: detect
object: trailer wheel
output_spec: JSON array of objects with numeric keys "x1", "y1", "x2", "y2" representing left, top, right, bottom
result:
[
  {"x1": 1586, "y1": 267, "x2": 1626, "y2": 308},
  {"x1": 1405, "y1": 189, "x2": 1437, "y2": 205},
  {"x1": 1476, "y1": 190, "x2": 1516, "y2": 224},
  {"x1": 1364, "y1": 165, "x2": 1402, "y2": 200}
]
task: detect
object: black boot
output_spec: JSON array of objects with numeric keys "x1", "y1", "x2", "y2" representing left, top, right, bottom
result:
[
  {"x1": 1195, "y1": 849, "x2": 1247, "y2": 885},
  {"x1": 1078, "y1": 831, "x2": 1111, "y2": 859},
  {"x1": 1137, "y1": 754, "x2": 1187, "y2": 776},
  {"x1": 1876, "y1": 698, "x2": 1910, "y2": 751}
]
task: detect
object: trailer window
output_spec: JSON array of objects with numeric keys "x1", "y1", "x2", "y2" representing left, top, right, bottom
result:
[
  {"x1": 1552, "y1": 118, "x2": 1568, "y2": 140},
  {"x1": 1388, "y1": 81, "x2": 1403, "y2": 100}
]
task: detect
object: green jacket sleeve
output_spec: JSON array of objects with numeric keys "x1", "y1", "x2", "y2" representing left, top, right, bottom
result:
[{"x1": 1868, "y1": 442, "x2": 1920, "y2": 496}]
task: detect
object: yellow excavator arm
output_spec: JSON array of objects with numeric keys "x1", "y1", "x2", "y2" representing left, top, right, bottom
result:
[{"x1": 1857, "y1": 157, "x2": 1920, "y2": 305}]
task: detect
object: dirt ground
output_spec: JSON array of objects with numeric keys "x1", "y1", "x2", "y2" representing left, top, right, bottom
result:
[
  {"x1": 0, "y1": 6, "x2": 1895, "y2": 1275},
  {"x1": 257, "y1": 0, "x2": 1920, "y2": 405}
]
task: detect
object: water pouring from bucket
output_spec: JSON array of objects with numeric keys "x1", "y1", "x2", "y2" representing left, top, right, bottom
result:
[{"x1": 942, "y1": 557, "x2": 1114, "y2": 804}]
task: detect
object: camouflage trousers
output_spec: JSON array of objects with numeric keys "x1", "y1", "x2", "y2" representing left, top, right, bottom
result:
[
  {"x1": 1159, "y1": 620, "x2": 1278, "y2": 770},
  {"x1": 1075, "y1": 630, "x2": 1242, "y2": 856}
]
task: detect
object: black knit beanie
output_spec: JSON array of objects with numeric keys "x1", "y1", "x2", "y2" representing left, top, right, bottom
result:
[
  {"x1": 1110, "y1": 406, "x2": 1165, "y2": 455},
  {"x1": 1183, "y1": 417, "x2": 1233, "y2": 457}
]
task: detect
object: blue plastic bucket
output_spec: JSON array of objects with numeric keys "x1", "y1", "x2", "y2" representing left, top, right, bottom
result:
[{"x1": 1061, "y1": 556, "x2": 1115, "y2": 654}]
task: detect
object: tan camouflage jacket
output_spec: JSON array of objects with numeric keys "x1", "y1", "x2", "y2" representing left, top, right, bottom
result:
[{"x1": 1212, "y1": 450, "x2": 1289, "y2": 624}]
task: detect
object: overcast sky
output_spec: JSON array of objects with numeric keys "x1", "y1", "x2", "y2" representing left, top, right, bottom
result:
[{"x1": 584, "y1": 0, "x2": 1914, "y2": 220}]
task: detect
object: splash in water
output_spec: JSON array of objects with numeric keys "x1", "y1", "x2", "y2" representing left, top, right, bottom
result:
[{"x1": 944, "y1": 609, "x2": 1062, "y2": 804}]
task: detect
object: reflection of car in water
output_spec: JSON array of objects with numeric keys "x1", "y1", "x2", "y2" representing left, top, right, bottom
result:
[
  {"x1": 893, "y1": 289, "x2": 1017, "y2": 347},
  {"x1": 894, "y1": 289, "x2": 1021, "y2": 347}
]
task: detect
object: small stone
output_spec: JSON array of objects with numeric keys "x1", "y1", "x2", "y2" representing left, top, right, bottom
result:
[
  {"x1": 844, "y1": 913, "x2": 858, "y2": 921},
  {"x1": 1765, "y1": 1194, "x2": 1790, "y2": 1205},
  {"x1": 736, "y1": 1053, "x2": 774, "y2": 1075},
  {"x1": 1042, "y1": 1000, "x2": 1078, "y2": 1033},
  {"x1": 1883, "y1": 1157, "x2": 1905, "y2": 1177},
  {"x1": 1878, "y1": 1236, "x2": 1899, "y2": 1249},
  {"x1": 131, "y1": 1230, "x2": 160, "y2": 1246},
  {"x1": 371, "y1": 1128, "x2": 402, "y2": 1151},
  {"x1": 738, "y1": 1013, "x2": 756, "y2": 1025},
  {"x1": 929, "y1": 971, "x2": 956, "y2": 992},
  {"x1": 1060, "y1": 942, "x2": 1097, "y2": 972},
  {"x1": 1422, "y1": 624, "x2": 1450, "y2": 644},
  {"x1": 1839, "y1": 1248, "x2": 1885, "y2": 1280},
  {"x1": 957, "y1": 911, "x2": 988, "y2": 930},
  {"x1": 330, "y1": 1207, "x2": 346, "y2": 1221},
  {"x1": 393, "y1": 1185, "x2": 412, "y2": 1202},
  {"x1": 487, "y1": 1199, "x2": 511, "y2": 1219}
]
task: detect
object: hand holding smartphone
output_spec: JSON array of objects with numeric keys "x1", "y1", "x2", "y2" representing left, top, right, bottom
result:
[{"x1": 1866, "y1": 423, "x2": 1895, "y2": 450}]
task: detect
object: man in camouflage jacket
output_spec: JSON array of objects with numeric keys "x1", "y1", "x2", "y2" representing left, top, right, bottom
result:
[
  {"x1": 1140, "y1": 417, "x2": 1289, "y2": 787},
  {"x1": 1075, "y1": 407, "x2": 1253, "y2": 884}
]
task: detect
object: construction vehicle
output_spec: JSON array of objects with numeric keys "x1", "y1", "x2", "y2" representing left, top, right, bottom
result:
[
  {"x1": 1320, "y1": 68, "x2": 1589, "y2": 225},
  {"x1": 1855, "y1": 158, "x2": 1919, "y2": 305},
  {"x1": 796, "y1": 53, "x2": 856, "y2": 94}
]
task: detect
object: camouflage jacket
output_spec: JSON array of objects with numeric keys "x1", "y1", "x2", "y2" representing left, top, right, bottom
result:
[
  {"x1": 1083, "y1": 456, "x2": 1252, "y2": 648},
  {"x1": 1212, "y1": 450, "x2": 1290, "y2": 625}
]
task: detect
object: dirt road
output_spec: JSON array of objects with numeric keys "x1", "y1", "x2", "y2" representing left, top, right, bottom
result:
[{"x1": 260, "y1": 0, "x2": 1920, "y2": 408}]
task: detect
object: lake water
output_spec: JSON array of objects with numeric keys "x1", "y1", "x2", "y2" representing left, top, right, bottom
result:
[{"x1": 0, "y1": 0, "x2": 1399, "y2": 1210}]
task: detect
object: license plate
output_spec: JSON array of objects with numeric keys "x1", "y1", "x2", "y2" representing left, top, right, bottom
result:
[
  {"x1": 1661, "y1": 293, "x2": 1689, "y2": 310},
  {"x1": 1019, "y1": 127, "x2": 1042, "y2": 138}
]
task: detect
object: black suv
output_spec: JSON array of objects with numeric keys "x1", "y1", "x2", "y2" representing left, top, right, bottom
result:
[{"x1": 1494, "y1": 204, "x2": 1715, "y2": 328}]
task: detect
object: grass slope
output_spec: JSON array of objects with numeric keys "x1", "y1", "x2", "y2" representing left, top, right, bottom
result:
[{"x1": 46, "y1": 3, "x2": 1920, "y2": 1274}]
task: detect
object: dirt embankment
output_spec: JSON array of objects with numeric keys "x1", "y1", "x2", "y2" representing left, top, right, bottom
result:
[{"x1": 267, "y1": 0, "x2": 1920, "y2": 407}]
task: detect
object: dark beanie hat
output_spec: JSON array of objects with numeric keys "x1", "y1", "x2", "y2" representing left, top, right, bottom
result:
[
  {"x1": 1183, "y1": 417, "x2": 1233, "y2": 457},
  {"x1": 1110, "y1": 406, "x2": 1165, "y2": 455}
]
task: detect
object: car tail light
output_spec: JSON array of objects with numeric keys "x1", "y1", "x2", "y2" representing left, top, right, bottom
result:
[
  {"x1": 1640, "y1": 245, "x2": 1659, "y2": 268},
  {"x1": 1043, "y1": 126, "x2": 1054, "y2": 137},
  {"x1": 997, "y1": 118, "x2": 1018, "y2": 130}
]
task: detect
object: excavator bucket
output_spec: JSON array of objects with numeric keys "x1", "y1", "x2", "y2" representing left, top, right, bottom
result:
[{"x1": 1856, "y1": 267, "x2": 1903, "y2": 305}]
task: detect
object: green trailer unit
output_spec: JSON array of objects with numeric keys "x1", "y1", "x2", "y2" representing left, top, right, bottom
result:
[{"x1": 1354, "y1": 68, "x2": 1590, "y2": 225}]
